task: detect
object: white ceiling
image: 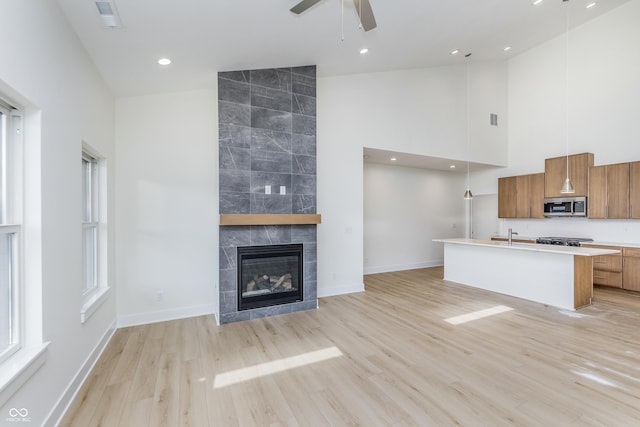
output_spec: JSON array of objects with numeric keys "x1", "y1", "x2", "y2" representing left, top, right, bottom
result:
[
  {"x1": 56, "y1": 0, "x2": 631, "y2": 98},
  {"x1": 363, "y1": 148, "x2": 498, "y2": 173}
]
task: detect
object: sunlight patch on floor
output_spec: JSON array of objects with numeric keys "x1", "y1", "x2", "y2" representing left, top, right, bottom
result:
[
  {"x1": 213, "y1": 346, "x2": 343, "y2": 388},
  {"x1": 573, "y1": 370, "x2": 619, "y2": 388},
  {"x1": 445, "y1": 305, "x2": 513, "y2": 325}
]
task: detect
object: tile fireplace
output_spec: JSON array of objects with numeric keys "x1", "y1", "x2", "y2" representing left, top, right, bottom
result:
[{"x1": 217, "y1": 65, "x2": 318, "y2": 324}]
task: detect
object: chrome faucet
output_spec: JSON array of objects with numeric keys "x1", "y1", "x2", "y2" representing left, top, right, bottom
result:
[{"x1": 508, "y1": 228, "x2": 518, "y2": 245}]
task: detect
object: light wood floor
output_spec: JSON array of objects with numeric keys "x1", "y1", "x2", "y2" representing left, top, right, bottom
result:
[{"x1": 60, "y1": 267, "x2": 640, "y2": 426}]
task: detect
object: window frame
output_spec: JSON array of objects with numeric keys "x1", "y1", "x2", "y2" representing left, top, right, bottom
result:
[
  {"x1": 0, "y1": 102, "x2": 22, "y2": 365},
  {"x1": 82, "y1": 152, "x2": 99, "y2": 296},
  {"x1": 80, "y1": 143, "x2": 109, "y2": 324}
]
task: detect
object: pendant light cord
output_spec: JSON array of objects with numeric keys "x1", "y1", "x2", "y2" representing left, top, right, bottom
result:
[
  {"x1": 467, "y1": 60, "x2": 471, "y2": 190},
  {"x1": 341, "y1": 0, "x2": 344, "y2": 41},
  {"x1": 565, "y1": 0, "x2": 570, "y2": 180}
]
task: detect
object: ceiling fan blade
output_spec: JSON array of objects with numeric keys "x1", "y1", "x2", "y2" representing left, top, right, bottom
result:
[
  {"x1": 353, "y1": 0, "x2": 376, "y2": 31},
  {"x1": 290, "y1": 0, "x2": 323, "y2": 14}
]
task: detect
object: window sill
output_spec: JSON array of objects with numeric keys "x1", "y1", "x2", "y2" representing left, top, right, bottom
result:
[
  {"x1": 0, "y1": 343, "x2": 49, "y2": 407},
  {"x1": 81, "y1": 286, "x2": 111, "y2": 324}
]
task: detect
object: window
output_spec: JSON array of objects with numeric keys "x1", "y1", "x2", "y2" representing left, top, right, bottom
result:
[
  {"x1": 0, "y1": 91, "x2": 48, "y2": 408},
  {"x1": 0, "y1": 100, "x2": 21, "y2": 364},
  {"x1": 82, "y1": 152, "x2": 98, "y2": 295},
  {"x1": 80, "y1": 144, "x2": 109, "y2": 323}
]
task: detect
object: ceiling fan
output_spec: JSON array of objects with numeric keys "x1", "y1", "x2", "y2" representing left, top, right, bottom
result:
[{"x1": 290, "y1": 0, "x2": 377, "y2": 31}]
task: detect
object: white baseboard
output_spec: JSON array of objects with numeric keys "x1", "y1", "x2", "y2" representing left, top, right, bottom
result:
[
  {"x1": 318, "y1": 283, "x2": 365, "y2": 298},
  {"x1": 46, "y1": 320, "x2": 116, "y2": 427},
  {"x1": 364, "y1": 259, "x2": 443, "y2": 275},
  {"x1": 117, "y1": 304, "x2": 216, "y2": 328}
]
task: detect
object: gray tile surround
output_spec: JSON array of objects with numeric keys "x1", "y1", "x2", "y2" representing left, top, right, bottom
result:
[{"x1": 218, "y1": 66, "x2": 317, "y2": 324}]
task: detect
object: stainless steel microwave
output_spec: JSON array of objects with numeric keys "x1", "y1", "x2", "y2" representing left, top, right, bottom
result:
[{"x1": 543, "y1": 197, "x2": 587, "y2": 217}]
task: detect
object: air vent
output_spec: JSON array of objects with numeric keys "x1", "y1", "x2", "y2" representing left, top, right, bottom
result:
[{"x1": 95, "y1": 1, "x2": 122, "y2": 28}]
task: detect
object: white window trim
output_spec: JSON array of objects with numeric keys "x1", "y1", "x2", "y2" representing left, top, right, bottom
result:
[
  {"x1": 0, "y1": 225, "x2": 20, "y2": 365},
  {"x1": 80, "y1": 286, "x2": 111, "y2": 324},
  {"x1": 81, "y1": 142, "x2": 109, "y2": 324},
  {"x1": 0, "y1": 342, "x2": 49, "y2": 407},
  {"x1": 0, "y1": 105, "x2": 22, "y2": 366},
  {"x1": 0, "y1": 94, "x2": 48, "y2": 407}
]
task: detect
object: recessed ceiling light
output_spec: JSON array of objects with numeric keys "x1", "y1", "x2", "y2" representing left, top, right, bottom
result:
[
  {"x1": 390, "y1": 157, "x2": 397, "y2": 161},
  {"x1": 360, "y1": 48, "x2": 369, "y2": 55},
  {"x1": 450, "y1": 49, "x2": 460, "y2": 55},
  {"x1": 532, "y1": 0, "x2": 543, "y2": 5},
  {"x1": 450, "y1": 165, "x2": 456, "y2": 169},
  {"x1": 158, "y1": 58, "x2": 171, "y2": 66},
  {"x1": 586, "y1": 2, "x2": 597, "y2": 8},
  {"x1": 503, "y1": 46, "x2": 512, "y2": 52}
]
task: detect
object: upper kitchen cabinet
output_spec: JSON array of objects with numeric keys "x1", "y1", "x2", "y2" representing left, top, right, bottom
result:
[
  {"x1": 516, "y1": 173, "x2": 545, "y2": 219},
  {"x1": 631, "y1": 161, "x2": 640, "y2": 219},
  {"x1": 498, "y1": 176, "x2": 517, "y2": 218},
  {"x1": 545, "y1": 153, "x2": 594, "y2": 198},
  {"x1": 588, "y1": 163, "x2": 630, "y2": 219},
  {"x1": 498, "y1": 173, "x2": 544, "y2": 219}
]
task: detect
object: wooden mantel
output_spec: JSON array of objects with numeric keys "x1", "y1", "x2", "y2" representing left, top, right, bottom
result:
[{"x1": 220, "y1": 214, "x2": 322, "y2": 226}]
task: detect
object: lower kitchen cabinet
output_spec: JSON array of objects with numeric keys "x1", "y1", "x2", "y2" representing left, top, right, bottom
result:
[
  {"x1": 584, "y1": 244, "x2": 623, "y2": 288},
  {"x1": 584, "y1": 244, "x2": 640, "y2": 291},
  {"x1": 623, "y1": 248, "x2": 640, "y2": 291}
]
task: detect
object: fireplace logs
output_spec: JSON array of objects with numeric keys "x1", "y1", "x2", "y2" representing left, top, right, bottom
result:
[{"x1": 244, "y1": 273, "x2": 293, "y2": 296}]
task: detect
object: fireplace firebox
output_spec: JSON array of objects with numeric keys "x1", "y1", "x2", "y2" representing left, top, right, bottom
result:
[{"x1": 237, "y1": 244, "x2": 303, "y2": 311}]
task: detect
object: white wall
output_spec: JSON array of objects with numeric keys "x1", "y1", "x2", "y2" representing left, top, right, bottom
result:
[
  {"x1": 317, "y1": 63, "x2": 507, "y2": 294},
  {"x1": 473, "y1": 0, "x2": 640, "y2": 243},
  {"x1": 115, "y1": 90, "x2": 219, "y2": 326},
  {"x1": 363, "y1": 163, "x2": 465, "y2": 274},
  {"x1": 0, "y1": 1, "x2": 116, "y2": 425}
]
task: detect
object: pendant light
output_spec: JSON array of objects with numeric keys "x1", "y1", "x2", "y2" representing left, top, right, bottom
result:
[
  {"x1": 463, "y1": 57, "x2": 473, "y2": 200},
  {"x1": 560, "y1": 0, "x2": 575, "y2": 194}
]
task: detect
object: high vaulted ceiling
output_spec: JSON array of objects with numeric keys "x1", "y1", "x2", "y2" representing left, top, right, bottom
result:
[{"x1": 56, "y1": 0, "x2": 631, "y2": 98}]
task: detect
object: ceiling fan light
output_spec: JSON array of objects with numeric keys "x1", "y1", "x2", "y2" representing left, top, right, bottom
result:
[{"x1": 560, "y1": 178, "x2": 575, "y2": 194}]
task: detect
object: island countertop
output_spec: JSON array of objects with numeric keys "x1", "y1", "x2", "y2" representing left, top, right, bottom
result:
[
  {"x1": 434, "y1": 238, "x2": 615, "y2": 310},
  {"x1": 433, "y1": 238, "x2": 620, "y2": 257}
]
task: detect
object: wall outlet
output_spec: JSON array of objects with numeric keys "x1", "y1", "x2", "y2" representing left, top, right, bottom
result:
[
  {"x1": 265, "y1": 185, "x2": 271, "y2": 195},
  {"x1": 280, "y1": 186, "x2": 286, "y2": 195},
  {"x1": 156, "y1": 290, "x2": 164, "y2": 302}
]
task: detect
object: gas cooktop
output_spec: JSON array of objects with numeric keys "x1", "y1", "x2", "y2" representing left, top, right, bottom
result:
[{"x1": 536, "y1": 236, "x2": 594, "y2": 247}]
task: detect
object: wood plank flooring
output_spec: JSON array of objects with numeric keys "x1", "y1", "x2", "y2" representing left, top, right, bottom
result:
[{"x1": 60, "y1": 267, "x2": 640, "y2": 426}]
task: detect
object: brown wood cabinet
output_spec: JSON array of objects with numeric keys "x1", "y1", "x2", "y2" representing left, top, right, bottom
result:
[
  {"x1": 630, "y1": 161, "x2": 640, "y2": 219},
  {"x1": 623, "y1": 247, "x2": 640, "y2": 291},
  {"x1": 582, "y1": 244, "x2": 640, "y2": 291},
  {"x1": 498, "y1": 176, "x2": 517, "y2": 218},
  {"x1": 582, "y1": 244, "x2": 623, "y2": 288},
  {"x1": 588, "y1": 163, "x2": 630, "y2": 219},
  {"x1": 516, "y1": 173, "x2": 545, "y2": 219},
  {"x1": 545, "y1": 153, "x2": 594, "y2": 198},
  {"x1": 499, "y1": 173, "x2": 544, "y2": 219}
]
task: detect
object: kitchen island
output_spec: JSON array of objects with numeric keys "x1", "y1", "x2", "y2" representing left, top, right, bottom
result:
[{"x1": 433, "y1": 238, "x2": 620, "y2": 310}]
